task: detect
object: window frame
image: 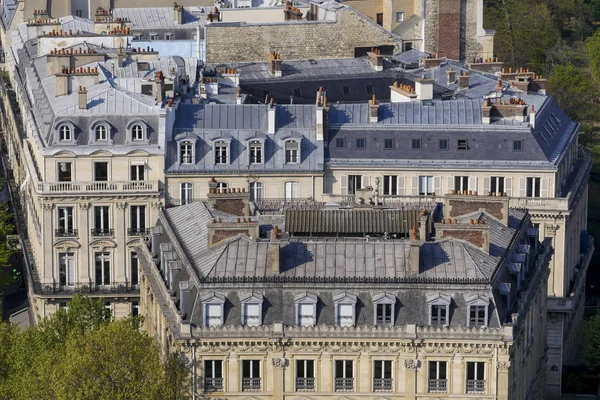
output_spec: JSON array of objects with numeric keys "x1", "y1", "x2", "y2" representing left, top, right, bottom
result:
[
  {"x1": 59, "y1": 124, "x2": 72, "y2": 141},
  {"x1": 57, "y1": 162, "x2": 73, "y2": 182},
  {"x1": 248, "y1": 139, "x2": 264, "y2": 165},
  {"x1": 454, "y1": 176, "x2": 469, "y2": 194},
  {"x1": 384, "y1": 138, "x2": 394, "y2": 150},
  {"x1": 334, "y1": 359, "x2": 354, "y2": 391},
  {"x1": 214, "y1": 140, "x2": 230, "y2": 165},
  {"x1": 249, "y1": 182, "x2": 263, "y2": 201},
  {"x1": 333, "y1": 293, "x2": 357, "y2": 327},
  {"x1": 382, "y1": 175, "x2": 398, "y2": 196},
  {"x1": 130, "y1": 251, "x2": 139, "y2": 287},
  {"x1": 284, "y1": 181, "x2": 299, "y2": 200},
  {"x1": 490, "y1": 176, "x2": 505, "y2": 195},
  {"x1": 57, "y1": 206, "x2": 74, "y2": 236},
  {"x1": 94, "y1": 251, "x2": 111, "y2": 286},
  {"x1": 513, "y1": 140, "x2": 523, "y2": 152},
  {"x1": 296, "y1": 359, "x2": 316, "y2": 391},
  {"x1": 295, "y1": 292, "x2": 318, "y2": 327},
  {"x1": 466, "y1": 294, "x2": 489, "y2": 328},
  {"x1": 373, "y1": 292, "x2": 395, "y2": 326},
  {"x1": 526, "y1": 177, "x2": 541, "y2": 198},
  {"x1": 202, "y1": 293, "x2": 226, "y2": 327},
  {"x1": 355, "y1": 138, "x2": 366, "y2": 149},
  {"x1": 129, "y1": 205, "x2": 146, "y2": 235},
  {"x1": 428, "y1": 361, "x2": 448, "y2": 393},
  {"x1": 58, "y1": 251, "x2": 75, "y2": 287},
  {"x1": 284, "y1": 139, "x2": 301, "y2": 164},
  {"x1": 373, "y1": 360, "x2": 393, "y2": 392},
  {"x1": 130, "y1": 163, "x2": 145, "y2": 181},
  {"x1": 396, "y1": 11, "x2": 405, "y2": 22},
  {"x1": 95, "y1": 124, "x2": 108, "y2": 141},
  {"x1": 204, "y1": 360, "x2": 224, "y2": 392},
  {"x1": 427, "y1": 293, "x2": 451, "y2": 327},
  {"x1": 419, "y1": 175, "x2": 434, "y2": 196},
  {"x1": 411, "y1": 138, "x2": 422, "y2": 150},
  {"x1": 335, "y1": 137, "x2": 346, "y2": 148},
  {"x1": 457, "y1": 139, "x2": 468, "y2": 150},
  {"x1": 239, "y1": 293, "x2": 263, "y2": 327},
  {"x1": 179, "y1": 140, "x2": 195, "y2": 165},
  {"x1": 342, "y1": 86, "x2": 352, "y2": 96},
  {"x1": 180, "y1": 182, "x2": 194, "y2": 205},
  {"x1": 438, "y1": 138, "x2": 449, "y2": 151}
]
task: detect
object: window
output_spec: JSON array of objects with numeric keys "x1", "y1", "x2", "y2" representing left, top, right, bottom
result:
[
  {"x1": 215, "y1": 141, "x2": 228, "y2": 165},
  {"x1": 285, "y1": 182, "x2": 299, "y2": 200},
  {"x1": 164, "y1": 33, "x2": 172, "y2": 40},
  {"x1": 132, "y1": 301, "x2": 139, "y2": 317},
  {"x1": 285, "y1": 140, "x2": 299, "y2": 164},
  {"x1": 383, "y1": 175, "x2": 398, "y2": 195},
  {"x1": 104, "y1": 301, "x2": 112, "y2": 316},
  {"x1": 526, "y1": 177, "x2": 541, "y2": 197},
  {"x1": 458, "y1": 139, "x2": 468, "y2": 150},
  {"x1": 203, "y1": 293, "x2": 225, "y2": 327},
  {"x1": 293, "y1": 88, "x2": 302, "y2": 97},
  {"x1": 454, "y1": 176, "x2": 469, "y2": 194},
  {"x1": 373, "y1": 360, "x2": 393, "y2": 392},
  {"x1": 419, "y1": 176, "x2": 434, "y2": 195},
  {"x1": 133, "y1": 34, "x2": 142, "y2": 40},
  {"x1": 242, "y1": 360, "x2": 261, "y2": 391},
  {"x1": 373, "y1": 293, "x2": 395, "y2": 325},
  {"x1": 466, "y1": 294, "x2": 489, "y2": 327},
  {"x1": 129, "y1": 205, "x2": 146, "y2": 236},
  {"x1": 150, "y1": 34, "x2": 158, "y2": 40},
  {"x1": 295, "y1": 293, "x2": 317, "y2": 327},
  {"x1": 348, "y1": 175, "x2": 362, "y2": 195},
  {"x1": 95, "y1": 125, "x2": 107, "y2": 141},
  {"x1": 335, "y1": 360, "x2": 354, "y2": 391},
  {"x1": 240, "y1": 293, "x2": 263, "y2": 326},
  {"x1": 334, "y1": 293, "x2": 356, "y2": 327},
  {"x1": 296, "y1": 360, "x2": 315, "y2": 391},
  {"x1": 58, "y1": 252, "x2": 75, "y2": 286},
  {"x1": 366, "y1": 84, "x2": 374, "y2": 95},
  {"x1": 249, "y1": 140, "x2": 263, "y2": 164},
  {"x1": 439, "y1": 139, "x2": 449, "y2": 151},
  {"x1": 491, "y1": 177, "x2": 505, "y2": 195},
  {"x1": 466, "y1": 362, "x2": 486, "y2": 393},
  {"x1": 132, "y1": 124, "x2": 144, "y2": 141},
  {"x1": 57, "y1": 207, "x2": 74, "y2": 236},
  {"x1": 427, "y1": 294, "x2": 450, "y2": 326},
  {"x1": 513, "y1": 140, "x2": 523, "y2": 151},
  {"x1": 94, "y1": 162, "x2": 108, "y2": 181},
  {"x1": 204, "y1": 360, "x2": 224, "y2": 392},
  {"x1": 75, "y1": 9, "x2": 82, "y2": 17},
  {"x1": 396, "y1": 11, "x2": 405, "y2": 22},
  {"x1": 59, "y1": 302, "x2": 69, "y2": 311},
  {"x1": 180, "y1": 141, "x2": 194, "y2": 164},
  {"x1": 180, "y1": 182, "x2": 193, "y2": 205},
  {"x1": 93, "y1": 206, "x2": 111, "y2": 236},
  {"x1": 130, "y1": 252, "x2": 139, "y2": 286},
  {"x1": 249, "y1": 182, "x2": 263, "y2": 201},
  {"x1": 59, "y1": 125, "x2": 72, "y2": 141},
  {"x1": 411, "y1": 138, "x2": 422, "y2": 150},
  {"x1": 217, "y1": 182, "x2": 228, "y2": 192},
  {"x1": 384, "y1": 138, "x2": 394, "y2": 150},
  {"x1": 58, "y1": 162, "x2": 72, "y2": 182},
  {"x1": 428, "y1": 361, "x2": 448, "y2": 393},
  {"x1": 342, "y1": 86, "x2": 352, "y2": 96},
  {"x1": 335, "y1": 138, "x2": 345, "y2": 148},
  {"x1": 356, "y1": 138, "x2": 366, "y2": 149},
  {"x1": 95, "y1": 252, "x2": 111, "y2": 286},
  {"x1": 130, "y1": 164, "x2": 145, "y2": 181}
]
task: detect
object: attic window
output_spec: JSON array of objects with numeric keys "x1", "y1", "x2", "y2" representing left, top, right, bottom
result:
[
  {"x1": 342, "y1": 86, "x2": 352, "y2": 96},
  {"x1": 150, "y1": 34, "x2": 158, "y2": 41},
  {"x1": 59, "y1": 125, "x2": 72, "y2": 141},
  {"x1": 366, "y1": 84, "x2": 374, "y2": 95},
  {"x1": 356, "y1": 138, "x2": 366, "y2": 149},
  {"x1": 513, "y1": 140, "x2": 523, "y2": 152},
  {"x1": 133, "y1": 34, "x2": 142, "y2": 40},
  {"x1": 457, "y1": 139, "x2": 468, "y2": 150},
  {"x1": 141, "y1": 84, "x2": 153, "y2": 95},
  {"x1": 138, "y1": 62, "x2": 150, "y2": 72},
  {"x1": 293, "y1": 88, "x2": 302, "y2": 98}
]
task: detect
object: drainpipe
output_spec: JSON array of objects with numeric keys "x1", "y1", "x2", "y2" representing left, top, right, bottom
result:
[{"x1": 192, "y1": 344, "x2": 197, "y2": 400}]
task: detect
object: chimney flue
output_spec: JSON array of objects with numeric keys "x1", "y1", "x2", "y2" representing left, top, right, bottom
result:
[
  {"x1": 173, "y1": 2, "x2": 184, "y2": 24},
  {"x1": 78, "y1": 86, "x2": 87, "y2": 110},
  {"x1": 368, "y1": 94, "x2": 379, "y2": 123},
  {"x1": 458, "y1": 72, "x2": 470, "y2": 89},
  {"x1": 268, "y1": 52, "x2": 283, "y2": 77}
]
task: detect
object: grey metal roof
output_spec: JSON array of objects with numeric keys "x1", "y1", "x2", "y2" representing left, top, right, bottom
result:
[
  {"x1": 59, "y1": 16, "x2": 95, "y2": 34},
  {"x1": 113, "y1": 7, "x2": 206, "y2": 30},
  {"x1": 0, "y1": 0, "x2": 17, "y2": 30}
]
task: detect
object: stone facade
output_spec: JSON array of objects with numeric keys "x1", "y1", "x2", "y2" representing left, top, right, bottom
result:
[{"x1": 205, "y1": 7, "x2": 400, "y2": 63}]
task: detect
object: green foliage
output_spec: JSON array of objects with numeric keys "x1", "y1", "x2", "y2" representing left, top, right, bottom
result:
[
  {"x1": 581, "y1": 313, "x2": 600, "y2": 369},
  {"x1": 546, "y1": 64, "x2": 599, "y2": 122},
  {"x1": 0, "y1": 202, "x2": 14, "y2": 287},
  {"x1": 0, "y1": 294, "x2": 190, "y2": 399},
  {"x1": 586, "y1": 28, "x2": 600, "y2": 82}
]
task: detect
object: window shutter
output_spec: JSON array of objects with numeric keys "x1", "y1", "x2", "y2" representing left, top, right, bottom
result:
[
  {"x1": 505, "y1": 177, "x2": 512, "y2": 196},
  {"x1": 469, "y1": 176, "x2": 478, "y2": 193},
  {"x1": 341, "y1": 175, "x2": 347, "y2": 195},
  {"x1": 519, "y1": 178, "x2": 527, "y2": 197},
  {"x1": 433, "y1": 177, "x2": 441, "y2": 196},
  {"x1": 411, "y1": 177, "x2": 418, "y2": 195},
  {"x1": 398, "y1": 176, "x2": 405, "y2": 195},
  {"x1": 483, "y1": 177, "x2": 490, "y2": 194},
  {"x1": 447, "y1": 176, "x2": 454, "y2": 194},
  {"x1": 541, "y1": 177, "x2": 549, "y2": 198},
  {"x1": 67, "y1": 257, "x2": 75, "y2": 284},
  {"x1": 362, "y1": 175, "x2": 370, "y2": 188}
]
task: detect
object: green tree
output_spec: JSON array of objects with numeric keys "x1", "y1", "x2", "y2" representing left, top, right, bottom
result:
[
  {"x1": 0, "y1": 202, "x2": 15, "y2": 287},
  {"x1": 580, "y1": 313, "x2": 600, "y2": 369},
  {"x1": 586, "y1": 28, "x2": 600, "y2": 82},
  {"x1": 546, "y1": 64, "x2": 599, "y2": 123}
]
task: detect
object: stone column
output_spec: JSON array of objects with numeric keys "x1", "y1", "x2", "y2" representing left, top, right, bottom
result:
[
  {"x1": 271, "y1": 357, "x2": 285, "y2": 400},
  {"x1": 404, "y1": 359, "x2": 420, "y2": 400},
  {"x1": 358, "y1": 353, "x2": 371, "y2": 392},
  {"x1": 229, "y1": 354, "x2": 240, "y2": 392},
  {"x1": 320, "y1": 353, "x2": 333, "y2": 392},
  {"x1": 114, "y1": 201, "x2": 127, "y2": 282},
  {"x1": 42, "y1": 202, "x2": 54, "y2": 283},
  {"x1": 78, "y1": 202, "x2": 90, "y2": 284},
  {"x1": 497, "y1": 360, "x2": 510, "y2": 400},
  {"x1": 451, "y1": 354, "x2": 462, "y2": 394}
]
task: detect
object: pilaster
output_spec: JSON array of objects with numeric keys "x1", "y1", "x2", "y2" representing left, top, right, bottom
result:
[
  {"x1": 78, "y1": 202, "x2": 90, "y2": 283},
  {"x1": 404, "y1": 359, "x2": 420, "y2": 400},
  {"x1": 271, "y1": 357, "x2": 285, "y2": 400},
  {"x1": 42, "y1": 202, "x2": 54, "y2": 282},
  {"x1": 114, "y1": 201, "x2": 127, "y2": 282}
]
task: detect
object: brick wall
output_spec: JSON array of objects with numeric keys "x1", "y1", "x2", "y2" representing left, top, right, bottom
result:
[
  {"x1": 210, "y1": 229, "x2": 249, "y2": 246},
  {"x1": 437, "y1": 0, "x2": 461, "y2": 60},
  {"x1": 213, "y1": 198, "x2": 246, "y2": 216},
  {"x1": 447, "y1": 199, "x2": 504, "y2": 222},
  {"x1": 440, "y1": 229, "x2": 484, "y2": 248},
  {"x1": 205, "y1": 7, "x2": 400, "y2": 63}
]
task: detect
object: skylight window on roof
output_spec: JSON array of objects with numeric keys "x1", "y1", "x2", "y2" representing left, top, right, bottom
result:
[
  {"x1": 342, "y1": 86, "x2": 352, "y2": 96},
  {"x1": 384, "y1": 138, "x2": 394, "y2": 149},
  {"x1": 439, "y1": 139, "x2": 449, "y2": 151},
  {"x1": 356, "y1": 138, "x2": 366, "y2": 149},
  {"x1": 513, "y1": 140, "x2": 523, "y2": 152},
  {"x1": 411, "y1": 138, "x2": 422, "y2": 150},
  {"x1": 138, "y1": 62, "x2": 150, "y2": 72},
  {"x1": 335, "y1": 138, "x2": 345, "y2": 148}
]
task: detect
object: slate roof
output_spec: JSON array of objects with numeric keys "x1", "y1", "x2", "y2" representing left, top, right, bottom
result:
[{"x1": 113, "y1": 7, "x2": 207, "y2": 30}]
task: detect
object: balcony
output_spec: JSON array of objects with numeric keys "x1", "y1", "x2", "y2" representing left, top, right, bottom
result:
[
  {"x1": 55, "y1": 228, "x2": 78, "y2": 237},
  {"x1": 547, "y1": 297, "x2": 574, "y2": 312},
  {"x1": 33, "y1": 282, "x2": 140, "y2": 295},
  {"x1": 428, "y1": 379, "x2": 448, "y2": 393},
  {"x1": 334, "y1": 378, "x2": 354, "y2": 392},
  {"x1": 36, "y1": 180, "x2": 159, "y2": 195},
  {"x1": 241, "y1": 377, "x2": 261, "y2": 391},
  {"x1": 91, "y1": 228, "x2": 114, "y2": 237},
  {"x1": 296, "y1": 377, "x2": 315, "y2": 391},
  {"x1": 373, "y1": 378, "x2": 393, "y2": 392},
  {"x1": 127, "y1": 228, "x2": 150, "y2": 237},
  {"x1": 204, "y1": 377, "x2": 223, "y2": 392},
  {"x1": 466, "y1": 379, "x2": 485, "y2": 393}
]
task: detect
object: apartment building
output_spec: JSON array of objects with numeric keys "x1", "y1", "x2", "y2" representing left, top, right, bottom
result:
[{"x1": 138, "y1": 193, "x2": 550, "y2": 399}]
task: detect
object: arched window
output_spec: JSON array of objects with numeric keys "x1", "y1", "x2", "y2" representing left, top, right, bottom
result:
[
  {"x1": 132, "y1": 125, "x2": 144, "y2": 141},
  {"x1": 285, "y1": 139, "x2": 300, "y2": 164},
  {"x1": 59, "y1": 125, "x2": 72, "y2": 141},
  {"x1": 180, "y1": 141, "x2": 193, "y2": 164},
  {"x1": 95, "y1": 125, "x2": 107, "y2": 141}
]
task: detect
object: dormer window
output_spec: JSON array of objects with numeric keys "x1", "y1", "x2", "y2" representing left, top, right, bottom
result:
[
  {"x1": 202, "y1": 293, "x2": 225, "y2": 327},
  {"x1": 466, "y1": 294, "x2": 489, "y2": 328},
  {"x1": 295, "y1": 292, "x2": 318, "y2": 327},
  {"x1": 59, "y1": 125, "x2": 72, "y2": 141},
  {"x1": 333, "y1": 293, "x2": 357, "y2": 328},
  {"x1": 373, "y1": 293, "x2": 395, "y2": 326},
  {"x1": 132, "y1": 125, "x2": 144, "y2": 141},
  {"x1": 427, "y1": 293, "x2": 451, "y2": 327},
  {"x1": 249, "y1": 140, "x2": 263, "y2": 164},
  {"x1": 215, "y1": 141, "x2": 228, "y2": 165},
  {"x1": 180, "y1": 141, "x2": 194, "y2": 164},
  {"x1": 95, "y1": 125, "x2": 107, "y2": 141},
  {"x1": 240, "y1": 293, "x2": 263, "y2": 327},
  {"x1": 285, "y1": 139, "x2": 300, "y2": 164}
]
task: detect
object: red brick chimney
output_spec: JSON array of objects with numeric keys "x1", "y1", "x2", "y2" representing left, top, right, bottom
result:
[{"x1": 268, "y1": 52, "x2": 283, "y2": 77}]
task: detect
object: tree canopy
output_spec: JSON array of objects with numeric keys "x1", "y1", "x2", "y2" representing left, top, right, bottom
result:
[{"x1": 0, "y1": 294, "x2": 190, "y2": 400}]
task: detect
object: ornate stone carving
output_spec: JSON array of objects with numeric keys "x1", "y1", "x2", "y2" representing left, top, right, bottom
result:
[
  {"x1": 545, "y1": 225, "x2": 560, "y2": 235},
  {"x1": 498, "y1": 361, "x2": 511, "y2": 371},
  {"x1": 272, "y1": 357, "x2": 286, "y2": 368},
  {"x1": 42, "y1": 202, "x2": 54, "y2": 210},
  {"x1": 78, "y1": 202, "x2": 90, "y2": 210},
  {"x1": 404, "y1": 359, "x2": 420, "y2": 370},
  {"x1": 115, "y1": 202, "x2": 127, "y2": 210}
]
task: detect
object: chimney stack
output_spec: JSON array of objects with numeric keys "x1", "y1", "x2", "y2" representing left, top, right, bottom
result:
[
  {"x1": 529, "y1": 104, "x2": 535, "y2": 129},
  {"x1": 269, "y1": 226, "x2": 281, "y2": 273},
  {"x1": 267, "y1": 98, "x2": 276, "y2": 134},
  {"x1": 315, "y1": 87, "x2": 327, "y2": 141},
  {"x1": 409, "y1": 230, "x2": 420, "y2": 274},
  {"x1": 268, "y1": 52, "x2": 283, "y2": 77},
  {"x1": 367, "y1": 49, "x2": 384, "y2": 71},
  {"x1": 117, "y1": 46, "x2": 125, "y2": 67},
  {"x1": 173, "y1": 2, "x2": 184, "y2": 24},
  {"x1": 415, "y1": 77, "x2": 434, "y2": 101},
  {"x1": 154, "y1": 71, "x2": 165, "y2": 103},
  {"x1": 78, "y1": 86, "x2": 87, "y2": 110},
  {"x1": 368, "y1": 94, "x2": 379, "y2": 123},
  {"x1": 446, "y1": 67, "x2": 456, "y2": 85},
  {"x1": 55, "y1": 69, "x2": 69, "y2": 96},
  {"x1": 236, "y1": 88, "x2": 242, "y2": 104},
  {"x1": 458, "y1": 72, "x2": 470, "y2": 89}
]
